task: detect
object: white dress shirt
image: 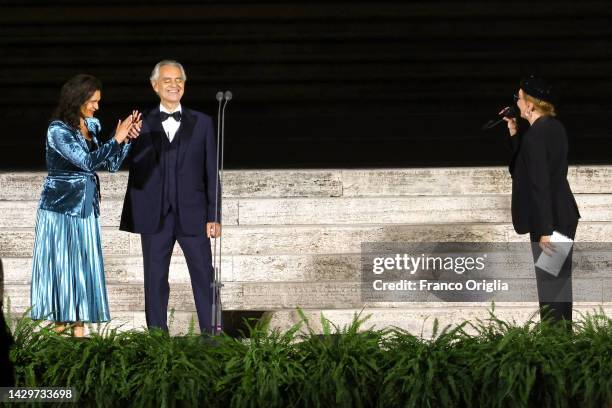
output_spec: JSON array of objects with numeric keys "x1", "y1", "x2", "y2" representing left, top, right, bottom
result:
[{"x1": 160, "y1": 104, "x2": 182, "y2": 142}]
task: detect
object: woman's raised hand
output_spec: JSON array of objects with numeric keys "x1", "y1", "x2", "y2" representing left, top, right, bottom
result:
[
  {"x1": 114, "y1": 110, "x2": 141, "y2": 144},
  {"x1": 499, "y1": 107, "x2": 518, "y2": 137}
]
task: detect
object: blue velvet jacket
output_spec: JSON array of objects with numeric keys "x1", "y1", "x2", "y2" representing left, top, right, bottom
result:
[{"x1": 39, "y1": 118, "x2": 131, "y2": 218}]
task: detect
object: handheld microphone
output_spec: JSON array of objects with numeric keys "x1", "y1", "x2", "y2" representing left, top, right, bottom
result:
[{"x1": 482, "y1": 106, "x2": 518, "y2": 131}]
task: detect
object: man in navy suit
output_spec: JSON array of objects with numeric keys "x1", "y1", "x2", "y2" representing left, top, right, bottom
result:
[{"x1": 120, "y1": 60, "x2": 221, "y2": 333}]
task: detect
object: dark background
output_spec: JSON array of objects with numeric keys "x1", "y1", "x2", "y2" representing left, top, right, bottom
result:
[{"x1": 1, "y1": 0, "x2": 611, "y2": 169}]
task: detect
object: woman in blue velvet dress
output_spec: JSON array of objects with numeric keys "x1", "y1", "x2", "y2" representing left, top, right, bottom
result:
[{"x1": 30, "y1": 74, "x2": 141, "y2": 337}]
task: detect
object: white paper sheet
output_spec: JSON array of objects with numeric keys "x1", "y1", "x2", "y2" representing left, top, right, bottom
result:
[{"x1": 535, "y1": 231, "x2": 574, "y2": 277}]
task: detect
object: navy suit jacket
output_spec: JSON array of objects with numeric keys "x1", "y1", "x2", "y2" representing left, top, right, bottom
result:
[{"x1": 120, "y1": 106, "x2": 221, "y2": 235}]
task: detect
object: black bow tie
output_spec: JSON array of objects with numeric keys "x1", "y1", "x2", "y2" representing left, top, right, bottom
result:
[{"x1": 160, "y1": 111, "x2": 181, "y2": 122}]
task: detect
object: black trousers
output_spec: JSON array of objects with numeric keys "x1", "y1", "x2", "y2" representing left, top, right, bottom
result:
[
  {"x1": 529, "y1": 222, "x2": 578, "y2": 324},
  {"x1": 141, "y1": 211, "x2": 214, "y2": 333}
]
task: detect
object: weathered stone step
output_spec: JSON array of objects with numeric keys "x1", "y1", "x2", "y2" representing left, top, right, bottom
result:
[
  {"x1": 3, "y1": 222, "x2": 612, "y2": 258},
  {"x1": 235, "y1": 195, "x2": 612, "y2": 225},
  {"x1": 7, "y1": 305, "x2": 611, "y2": 337},
  {"x1": 2, "y1": 166, "x2": 611, "y2": 201},
  {"x1": 2, "y1": 195, "x2": 610, "y2": 230},
  {"x1": 2, "y1": 167, "x2": 610, "y2": 333},
  {"x1": 0, "y1": 199, "x2": 239, "y2": 228},
  {"x1": 265, "y1": 304, "x2": 612, "y2": 337},
  {"x1": 2, "y1": 257, "x2": 226, "y2": 284},
  {"x1": 4, "y1": 282, "x2": 363, "y2": 312},
  {"x1": 1, "y1": 223, "x2": 511, "y2": 258},
  {"x1": 0, "y1": 170, "x2": 344, "y2": 200},
  {"x1": 4, "y1": 246, "x2": 612, "y2": 285},
  {"x1": 340, "y1": 166, "x2": 612, "y2": 196},
  {"x1": 4, "y1": 310, "x2": 201, "y2": 337},
  {"x1": 5, "y1": 278, "x2": 610, "y2": 314},
  {"x1": 1, "y1": 228, "x2": 130, "y2": 258}
]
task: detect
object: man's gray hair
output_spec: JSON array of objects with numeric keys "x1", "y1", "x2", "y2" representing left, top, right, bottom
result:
[{"x1": 150, "y1": 60, "x2": 187, "y2": 82}]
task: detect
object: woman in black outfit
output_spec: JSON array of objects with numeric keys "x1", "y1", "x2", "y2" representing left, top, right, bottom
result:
[
  {"x1": 503, "y1": 75, "x2": 580, "y2": 325},
  {"x1": 1, "y1": 301, "x2": 14, "y2": 386}
]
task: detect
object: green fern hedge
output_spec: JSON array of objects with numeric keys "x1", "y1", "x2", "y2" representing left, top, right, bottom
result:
[{"x1": 7, "y1": 309, "x2": 612, "y2": 408}]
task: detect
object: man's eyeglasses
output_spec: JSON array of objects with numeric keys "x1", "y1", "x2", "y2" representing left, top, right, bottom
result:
[{"x1": 513, "y1": 94, "x2": 520, "y2": 102}]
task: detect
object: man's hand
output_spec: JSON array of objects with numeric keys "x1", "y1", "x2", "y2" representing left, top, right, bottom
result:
[
  {"x1": 207, "y1": 222, "x2": 221, "y2": 238},
  {"x1": 128, "y1": 111, "x2": 142, "y2": 139}
]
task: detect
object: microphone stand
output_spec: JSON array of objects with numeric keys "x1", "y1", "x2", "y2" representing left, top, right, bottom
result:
[{"x1": 211, "y1": 90, "x2": 231, "y2": 335}]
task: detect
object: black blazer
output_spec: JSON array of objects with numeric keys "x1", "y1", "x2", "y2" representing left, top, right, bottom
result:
[
  {"x1": 509, "y1": 116, "x2": 580, "y2": 237},
  {"x1": 120, "y1": 106, "x2": 221, "y2": 235}
]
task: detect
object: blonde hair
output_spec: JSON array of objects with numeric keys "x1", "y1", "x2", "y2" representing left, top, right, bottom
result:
[{"x1": 524, "y1": 93, "x2": 556, "y2": 117}]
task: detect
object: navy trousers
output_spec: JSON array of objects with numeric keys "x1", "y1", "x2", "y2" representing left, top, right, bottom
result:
[{"x1": 141, "y1": 211, "x2": 214, "y2": 333}]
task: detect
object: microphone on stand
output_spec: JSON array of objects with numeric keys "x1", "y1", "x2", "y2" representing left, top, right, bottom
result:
[
  {"x1": 481, "y1": 106, "x2": 518, "y2": 131},
  {"x1": 211, "y1": 90, "x2": 232, "y2": 335},
  {"x1": 221, "y1": 91, "x2": 232, "y2": 174}
]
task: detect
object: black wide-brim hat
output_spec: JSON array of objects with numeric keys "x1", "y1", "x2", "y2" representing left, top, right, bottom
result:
[{"x1": 520, "y1": 74, "x2": 557, "y2": 105}]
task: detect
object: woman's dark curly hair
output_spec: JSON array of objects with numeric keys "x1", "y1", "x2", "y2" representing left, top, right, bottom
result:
[{"x1": 51, "y1": 74, "x2": 102, "y2": 130}]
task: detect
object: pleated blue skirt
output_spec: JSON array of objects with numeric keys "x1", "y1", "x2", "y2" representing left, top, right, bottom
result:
[{"x1": 30, "y1": 208, "x2": 110, "y2": 323}]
